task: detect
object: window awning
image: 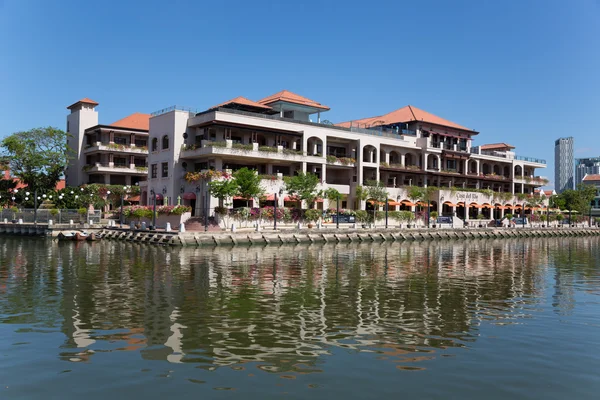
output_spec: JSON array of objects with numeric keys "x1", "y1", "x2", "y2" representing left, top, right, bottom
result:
[
  {"x1": 401, "y1": 200, "x2": 416, "y2": 207},
  {"x1": 182, "y1": 192, "x2": 196, "y2": 200},
  {"x1": 443, "y1": 201, "x2": 457, "y2": 207}
]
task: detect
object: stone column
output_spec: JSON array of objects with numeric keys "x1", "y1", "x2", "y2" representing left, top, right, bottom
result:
[
  {"x1": 385, "y1": 151, "x2": 390, "y2": 164},
  {"x1": 401, "y1": 154, "x2": 406, "y2": 167}
]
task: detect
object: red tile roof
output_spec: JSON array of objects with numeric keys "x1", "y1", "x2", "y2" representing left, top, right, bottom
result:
[
  {"x1": 583, "y1": 174, "x2": 600, "y2": 182},
  {"x1": 212, "y1": 96, "x2": 273, "y2": 110},
  {"x1": 110, "y1": 113, "x2": 151, "y2": 131},
  {"x1": 67, "y1": 98, "x2": 99, "y2": 109},
  {"x1": 480, "y1": 143, "x2": 515, "y2": 150},
  {"x1": 337, "y1": 105, "x2": 474, "y2": 132},
  {"x1": 258, "y1": 90, "x2": 330, "y2": 110}
]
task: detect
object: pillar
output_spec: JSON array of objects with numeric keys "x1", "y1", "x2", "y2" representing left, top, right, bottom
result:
[
  {"x1": 321, "y1": 164, "x2": 327, "y2": 182},
  {"x1": 385, "y1": 151, "x2": 390, "y2": 164},
  {"x1": 401, "y1": 154, "x2": 406, "y2": 167}
]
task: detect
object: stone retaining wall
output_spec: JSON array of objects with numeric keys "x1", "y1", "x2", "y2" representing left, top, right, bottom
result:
[{"x1": 98, "y1": 227, "x2": 600, "y2": 247}]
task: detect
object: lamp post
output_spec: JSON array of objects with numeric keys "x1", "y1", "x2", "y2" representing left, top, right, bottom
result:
[
  {"x1": 569, "y1": 209, "x2": 572, "y2": 226},
  {"x1": 150, "y1": 189, "x2": 156, "y2": 229},
  {"x1": 336, "y1": 195, "x2": 340, "y2": 229},
  {"x1": 33, "y1": 189, "x2": 38, "y2": 224},
  {"x1": 385, "y1": 198, "x2": 389, "y2": 229},
  {"x1": 274, "y1": 191, "x2": 278, "y2": 230},
  {"x1": 427, "y1": 199, "x2": 430, "y2": 228},
  {"x1": 589, "y1": 206, "x2": 592, "y2": 228},
  {"x1": 120, "y1": 185, "x2": 130, "y2": 228}
]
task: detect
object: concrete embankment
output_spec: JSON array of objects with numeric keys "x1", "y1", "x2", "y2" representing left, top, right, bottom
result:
[{"x1": 97, "y1": 227, "x2": 600, "y2": 247}]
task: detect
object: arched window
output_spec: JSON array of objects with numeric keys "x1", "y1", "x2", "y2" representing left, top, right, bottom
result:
[
  {"x1": 151, "y1": 137, "x2": 158, "y2": 152},
  {"x1": 162, "y1": 135, "x2": 169, "y2": 150}
]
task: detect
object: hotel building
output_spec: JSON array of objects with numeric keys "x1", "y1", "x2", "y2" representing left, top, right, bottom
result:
[
  {"x1": 66, "y1": 98, "x2": 150, "y2": 187},
  {"x1": 142, "y1": 90, "x2": 548, "y2": 222}
]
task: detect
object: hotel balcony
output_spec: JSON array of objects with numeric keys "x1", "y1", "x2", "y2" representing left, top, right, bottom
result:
[
  {"x1": 179, "y1": 140, "x2": 329, "y2": 164},
  {"x1": 83, "y1": 142, "x2": 148, "y2": 155},
  {"x1": 83, "y1": 162, "x2": 148, "y2": 175},
  {"x1": 470, "y1": 147, "x2": 547, "y2": 166},
  {"x1": 514, "y1": 175, "x2": 549, "y2": 186}
]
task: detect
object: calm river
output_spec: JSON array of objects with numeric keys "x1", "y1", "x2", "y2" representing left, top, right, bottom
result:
[{"x1": 1, "y1": 237, "x2": 599, "y2": 399}]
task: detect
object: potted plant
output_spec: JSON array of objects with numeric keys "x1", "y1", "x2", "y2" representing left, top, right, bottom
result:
[
  {"x1": 540, "y1": 214, "x2": 547, "y2": 228},
  {"x1": 355, "y1": 210, "x2": 369, "y2": 228},
  {"x1": 10, "y1": 206, "x2": 19, "y2": 223},
  {"x1": 304, "y1": 209, "x2": 321, "y2": 228},
  {"x1": 430, "y1": 211, "x2": 439, "y2": 228},
  {"x1": 404, "y1": 211, "x2": 415, "y2": 228},
  {"x1": 556, "y1": 214, "x2": 564, "y2": 227},
  {"x1": 77, "y1": 207, "x2": 88, "y2": 224},
  {"x1": 476, "y1": 213, "x2": 484, "y2": 227}
]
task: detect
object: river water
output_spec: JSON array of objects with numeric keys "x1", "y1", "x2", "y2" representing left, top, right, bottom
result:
[{"x1": 1, "y1": 237, "x2": 599, "y2": 399}]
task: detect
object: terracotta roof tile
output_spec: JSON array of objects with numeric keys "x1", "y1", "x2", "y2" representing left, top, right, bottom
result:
[
  {"x1": 67, "y1": 97, "x2": 99, "y2": 109},
  {"x1": 480, "y1": 143, "x2": 515, "y2": 150},
  {"x1": 583, "y1": 174, "x2": 600, "y2": 182},
  {"x1": 211, "y1": 96, "x2": 273, "y2": 110},
  {"x1": 258, "y1": 90, "x2": 330, "y2": 110},
  {"x1": 337, "y1": 105, "x2": 474, "y2": 132},
  {"x1": 110, "y1": 112, "x2": 151, "y2": 131}
]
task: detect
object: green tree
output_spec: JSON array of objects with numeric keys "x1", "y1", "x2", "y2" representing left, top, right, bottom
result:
[
  {"x1": 208, "y1": 178, "x2": 238, "y2": 206},
  {"x1": 284, "y1": 172, "x2": 321, "y2": 207},
  {"x1": 233, "y1": 168, "x2": 264, "y2": 207},
  {"x1": 1, "y1": 127, "x2": 71, "y2": 191},
  {"x1": 324, "y1": 187, "x2": 342, "y2": 209},
  {"x1": 365, "y1": 180, "x2": 389, "y2": 223},
  {"x1": 355, "y1": 185, "x2": 369, "y2": 210}
]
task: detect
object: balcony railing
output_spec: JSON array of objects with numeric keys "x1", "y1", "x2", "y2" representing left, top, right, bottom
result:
[
  {"x1": 515, "y1": 155, "x2": 546, "y2": 164},
  {"x1": 200, "y1": 107, "x2": 417, "y2": 141}
]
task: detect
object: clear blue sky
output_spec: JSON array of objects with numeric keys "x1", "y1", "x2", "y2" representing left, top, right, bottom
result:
[{"x1": 1, "y1": 0, "x2": 599, "y2": 188}]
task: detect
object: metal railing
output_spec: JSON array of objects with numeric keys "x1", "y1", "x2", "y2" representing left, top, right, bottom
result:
[
  {"x1": 0, "y1": 209, "x2": 102, "y2": 224},
  {"x1": 203, "y1": 107, "x2": 417, "y2": 141},
  {"x1": 515, "y1": 155, "x2": 546, "y2": 164},
  {"x1": 151, "y1": 105, "x2": 199, "y2": 117}
]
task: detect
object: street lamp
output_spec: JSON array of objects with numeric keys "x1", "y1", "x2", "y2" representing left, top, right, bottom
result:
[
  {"x1": 385, "y1": 197, "x2": 389, "y2": 229},
  {"x1": 274, "y1": 188, "x2": 283, "y2": 230},
  {"x1": 120, "y1": 185, "x2": 130, "y2": 228},
  {"x1": 150, "y1": 189, "x2": 157, "y2": 229},
  {"x1": 336, "y1": 195, "x2": 341, "y2": 230}
]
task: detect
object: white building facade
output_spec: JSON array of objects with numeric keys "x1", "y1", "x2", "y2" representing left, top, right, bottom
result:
[
  {"x1": 143, "y1": 91, "x2": 548, "y2": 221},
  {"x1": 66, "y1": 98, "x2": 150, "y2": 187}
]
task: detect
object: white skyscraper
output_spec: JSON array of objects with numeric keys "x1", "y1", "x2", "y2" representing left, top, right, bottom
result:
[{"x1": 554, "y1": 137, "x2": 574, "y2": 193}]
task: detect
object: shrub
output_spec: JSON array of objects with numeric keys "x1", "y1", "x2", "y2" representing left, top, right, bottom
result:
[
  {"x1": 77, "y1": 208, "x2": 87, "y2": 216},
  {"x1": 430, "y1": 211, "x2": 439, "y2": 220},
  {"x1": 214, "y1": 206, "x2": 228, "y2": 215},
  {"x1": 50, "y1": 208, "x2": 59, "y2": 216},
  {"x1": 476, "y1": 213, "x2": 484, "y2": 220},
  {"x1": 10, "y1": 206, "x2": 18, "y2": 214},
  {"x1": 326, "y1": 155, "x2": 337, "y2": 164},
  {"x1": 303, "y1": 209, "x2": 321, "y2": 222},
  {"x1": 505, "y1": 213, "x2": 513, "y2": 220},
  {"x1": 354, "y1": 210, "x2": 369, "y2": 223}
]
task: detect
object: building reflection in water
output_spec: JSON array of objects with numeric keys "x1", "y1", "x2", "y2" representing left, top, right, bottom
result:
[{"x1": 1, "y1": 237, "x2": 599, "y2": 373}]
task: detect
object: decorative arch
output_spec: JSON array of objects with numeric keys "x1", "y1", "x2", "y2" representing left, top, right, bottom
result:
[
  {"x1": 363, "y1": 145, "x2": 377, "y2": 163},
  {"x1": 389, "y1": 150, "x2": 401, "y2": 164},
  {"x1": 306, "y1": 136, "x2": 323, "y2": 156},
  {"x1": 493, "y1": 164, "x2": 500, "y2": 175},
  {"x1": 482, "y1": 163, "x2": 491, "y2": 175},
  {"x1": 404, "y1": 152, "x2": 417, "y2": 167},
  {"x1": 469, "y1": 160, "x2": 478, "y2": 174},
  {"x1": 514, "y1": 165, "x2": 523, "y2": 177},
  {"x1": 503, "y1": 165, "x2": 510, "y2": 178}
]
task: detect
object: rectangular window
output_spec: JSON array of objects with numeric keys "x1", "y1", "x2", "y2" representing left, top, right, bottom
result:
[
  {"x1": 114, "y1": 137, "x2": 127, "y2": 145},
  {"x1": 162, "y1": 162, "x2": 168, "y2": 178},
  {"x1": 151, "y1": 164, "x2": 157, "y2": 179}
]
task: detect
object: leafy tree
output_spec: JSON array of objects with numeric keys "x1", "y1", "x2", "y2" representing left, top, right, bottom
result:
[
  {"x1": 284, "y1": 172, "x2": 321, "y2": 207},
  {"x1": 355, "y1": 185, "x2": 369, "y2": 209},
  {"x1": 555, "y1": 184, "x2": 596, "y2": 215},
  {"x1": 233, "y1": 167, "x2": 264, "y2": 207},
  {"x1": 1, "y1": 127, "x2": 71, "y2": 191},
  {"x1": 365, "y1": 180, "x2": 389, "y2": 223},
  {"x1": 208, "y1": 178, "x2": 238, "y2": 206},
  {"x1": 324, "y1": 187, "x2": 342, "y2": 209}
]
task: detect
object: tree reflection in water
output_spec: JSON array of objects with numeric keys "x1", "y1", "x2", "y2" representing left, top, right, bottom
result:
[{"x1": 1, "y1": 237, "x2": 599, "y2": 374}]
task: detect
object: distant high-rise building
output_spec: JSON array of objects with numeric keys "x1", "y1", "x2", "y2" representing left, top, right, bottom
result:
[
  {"x1": 576, "y1": 157, "x2": 600, "y2": 187},
  {"x1": 554, "y1": 137, "x2": 574, "y2": 193}
]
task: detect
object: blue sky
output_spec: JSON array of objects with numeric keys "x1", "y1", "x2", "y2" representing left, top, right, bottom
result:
[{"x1": 1, "y1": 0, "x2": 599, "y2": 188}]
